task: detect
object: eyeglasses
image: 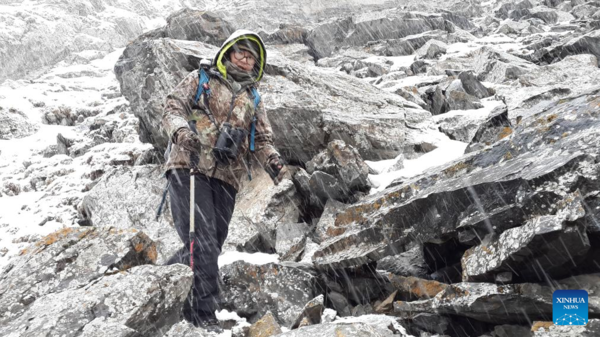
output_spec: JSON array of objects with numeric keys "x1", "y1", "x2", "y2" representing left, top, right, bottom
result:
[{"x1": 231, "y1": 50, "x2": 256, "y2": 64}]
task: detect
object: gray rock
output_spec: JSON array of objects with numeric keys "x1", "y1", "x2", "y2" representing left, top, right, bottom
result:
[
  {"x1": 327, "y1": 291, "x2": 352, "y2": 317},
  {"x1": 306, "y1": 11, "x2": 449, "y2": 59},
  {"x1": 224, "y1": 169, "x2": 301, "y2": 253},
  {"x1": 461, "y1": 201, "x2": 589, "y2": 282},
  {"x1": 376, "y1": 246, "x2": 430, "y2": 279},
  {"x1": 532, "y1": 319, "x2": 600, "y2": 336},
  {"x1": 163, "y1": 9, "x2": 235, "y2": 46},
  {"x1": 0, "y1": 227, "x2": 159, "y2": 325},
  {"x1": 528, "y1": 7, "x2": 560, "y2": 23},
  {"x1": 465, "y1": 104, "x2": 512, "y2": 153},
  {"x1": 290, "y1": 294, "x2": 324, "y2": 329},
  {"x1": 314, "y1": 88, "x2": 600, "y2": 271},
  {"x1": 0, "y1": 107, "x2": 38, "y2": 140},
  {"x1": 571, "y1": 4, "x2": 600, "y2": 18},
  {"x1": 434, "y1": 109, "x2": 492, "y2": 142},
  {"x1": 416, "y1": 39, "x2": 448, "y2": 59},
  {"x1": 0, "y1": 264, "x2": 192, "y2": 337},
  {"x1": 422, "y1": 86, "x2": 448, "y2": 115},
  {"x1": 495, "y1": 0, "x2": 534, "y2": 19},
  {"x1": 220, "y1": 261, "x2": 317, "y2": 327},
  {"x1": 445, "y1": 87, "x2": 484, "y2": 111},
  {"x1": 539, "y1": 30, "x2": 600, "y2": 65},
  {"x1": 276, "y1": 222, "x2": 311, "y2": 262},
  {"x1": 472, "y1": 46, "x2": 537, "y2": 83},
  {"x1": 366, "y1": 30, "x2": 452, "y2": 57},
  {"x1": 493, "y1": 324, "x2": 532, "y2": 337},
  {"x1": 395, "y1": 282, "x2": 553, "y2": 323},
  {"x1": 78, "y1": 165, "x2": 179, "y2": 265},
  {"x1": 114, "y1": 38, "x2": 213, "y2": 147},
  {"x1": 276, "y1": 314, "x2": 409, "y2": 336},
  {"x1": 459, "y1": 71, "x2": 493, "y2": 99}
]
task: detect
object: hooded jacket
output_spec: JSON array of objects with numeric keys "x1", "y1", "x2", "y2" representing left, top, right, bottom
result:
[{"x1": 162, "y1": 30, "x2": 280, "y2": 191}]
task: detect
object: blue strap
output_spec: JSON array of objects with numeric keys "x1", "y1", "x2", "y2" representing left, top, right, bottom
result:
[
  {"x1": 249, "y1": 87, "x2": 261, "y2": 152},
  {"x1": 194, "y1": 68, "x2": 211, "y2": 105}
]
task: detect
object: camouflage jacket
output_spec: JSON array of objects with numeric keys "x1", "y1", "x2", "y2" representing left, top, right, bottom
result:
[{"x1": 161, "y1": 69, "x2": 280, "y2": 191}]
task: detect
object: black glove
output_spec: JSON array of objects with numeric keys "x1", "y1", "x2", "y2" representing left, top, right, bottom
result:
[
  {"x1": 266, "y1": 155, "x2": 285, "y2": 184},
  {"x1": 174, "y1": 128, "x2": 201, "y2": 167}
]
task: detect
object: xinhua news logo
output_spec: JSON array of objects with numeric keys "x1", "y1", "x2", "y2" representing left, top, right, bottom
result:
[{"x1": 553, "y1": 290, "x2": 588, "y2": 326}]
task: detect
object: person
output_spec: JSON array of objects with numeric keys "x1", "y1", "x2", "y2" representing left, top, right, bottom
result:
[{"x1": 161, "y1": 29, "x2": 285, "y2": 332}]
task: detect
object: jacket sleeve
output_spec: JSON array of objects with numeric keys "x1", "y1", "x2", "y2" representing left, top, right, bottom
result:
[
  {"x1": 162, "y1": 70, "x2": 201, "y2": 141},
  {"x1": 252, "y1": 100, "x2": 280, "y2": 168}
]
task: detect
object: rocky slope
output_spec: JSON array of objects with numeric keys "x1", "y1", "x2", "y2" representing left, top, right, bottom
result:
[{"x1": 1, "y1": 0, "x2": 600, "y2": 336}]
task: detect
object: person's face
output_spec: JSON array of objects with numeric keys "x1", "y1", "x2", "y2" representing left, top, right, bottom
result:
[{"x1": 230, "y1": 49, "x2": 256, "y2": 72}]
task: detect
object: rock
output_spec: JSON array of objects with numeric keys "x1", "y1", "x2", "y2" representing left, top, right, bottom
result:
[
  {"x1": 0, "y1": 227, "x2": 159, "y2": 325},
  {"x1": 313, "y1": 199, "x2": 348, "y2": 243},
  {"x1": 495, "y1": 0, "x2": 534, "y2": 19},
  {"x1": 374, "y1": 290, "x2": 397, "y2": 314},
  {"x1": 305, "y1": 11, "x2": 449, "y2": 59},
  {"x1": 290, "y1": 294, "x2": 324, "y2": 329},
  {"x1": 386, "y1": 274, "x2": 448, "y2": 301},
  {"x1": 248, "y1": 311, "x2": 282, "y2": 337},
  {"x1": 416, "y1": 39, "x2": 448, "y2": 59},
  {"x1": 275, "y1": 314, "x2": 410, "y2": 336},
  {"x1": 306, "y1": 140, "x2": 370, "y2": 193},
  {"x1": 78, "y1": 165, "x2": 179, "y2": 264},
  {"x1": 459, "y1": 71, "x2": 493, "y2": 99},
  {"x1": 528, "y1": 7, "x2": 560, "y2": 23},
  {"x1": 410, "y1": 60, "x2": 429, "y2": 75},
  {"x1": 465, "y1": 104, "x2": 512, "y2": 152},
  {"x1": 0, "y1": 264, "x2": 191, "y2": 337},
  {"x1": 327, "y1": 291, "x2": 352, "y2": 317},
  {"x1": 571, "y1": 4, "x2": 600, "y2": 19},
  {"x1": 314, "y1": 88, "x2": 600, "y2": 271},
  {"x1": 163, "y1": 9, "x2": 235, "y2": 46},
  {"x1": 461, "y1": 200, "x2": 589, "y2": 282},
  {"x1": 366, "y1": 30, "x2": 452, "y2": 57},
  {"x1": 224, "y1": 169, "x2": 301, "y2": 253},
  {"x1": 472, "y1": 46, "x2": 537, "y2": 83},
  {"x1": 540, "y1": 30, "x2": 600, "y2": 65},
  {"x1": 442, "y1": 12, "x2": 476, "y2": 31},
  {"x1": 0, "y1": 107, "x2": 38, "y2": 140},
  {"x1": 408, "y1": 313, "x2": 451, "y2": 335},
  {"x1": 532, "y1": 319, "x2": 600, "y2": 336},
  {"x1": 114, "y1": 38, "x2": 214, "y2": 147},
  {"x1": 165, "y1": 321, "x2": 212, "y2": 336},
  {"x1": 493, "y1": 324, "x2": 532, "y2": 337},
  {"x1": 376, "y1": 246, "x2": 430, "y2": 279},
  {"x1": 220, "y1": 261, "x2": 317, "y2": 327},
  {"x1": 0, "y1": 0, "x2": 179, "y2": 82},
  {"x1": 395, "y1": 282, "x2": 553, "y2": 323},
  {"x1": 434, "y1": 108, "x2": 493, "y2": 142},
  {"x1": 422, "y1": 86, "x2": 448, "y2": 115},
  {"x1": 393, "y1": 86, "x2": 429, "y2": 109},
  {"x1": 445, "y1": 86, "x2": 484, "y2": 111},
  {"x1": 276, "y1": 223, "x2": 311, "y2": 261}
]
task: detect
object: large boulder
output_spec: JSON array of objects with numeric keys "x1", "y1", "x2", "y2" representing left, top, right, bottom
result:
[
  {"x1": 219, "y1": 260, "x2": 318, "y2": 327},
  {"x1": 305, "y1": 11, "x2": 450, "y2": 59},
  {"x1": 0, "y1": 226, "x2": 188, "y2": 335},
  {"x1": 77, "y1": 165, "x2": 179, "y2": 264},
  {"x1": 472, "y1": 46, "x2": 538, "y2": 83},
  {"x1": 0, "y1": 264, "x2": 191, "y2": 337},
  {"x1": 312, "y1": 87, "x2": 600, "y2": 271},
  {"x1": 0, "y1": 107, "x2": 38, "y2": 140},
  {"x1": 223, "y1": 168, "x2": 302, "y2": 253}
]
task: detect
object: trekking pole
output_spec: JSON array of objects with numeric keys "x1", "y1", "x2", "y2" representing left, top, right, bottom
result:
[{"x1": 188, "y1": 122, "x2": 200, "y2": 307}]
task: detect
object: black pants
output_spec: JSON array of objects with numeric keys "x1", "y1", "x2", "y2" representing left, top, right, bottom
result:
[{"x1": 164, "y1": 168, "x2": 237, "y2": 322}]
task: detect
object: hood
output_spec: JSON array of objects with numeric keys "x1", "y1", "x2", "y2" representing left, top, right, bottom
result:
[{"x1": 213, "y1": 29, "x2": 267, "y2": 82}]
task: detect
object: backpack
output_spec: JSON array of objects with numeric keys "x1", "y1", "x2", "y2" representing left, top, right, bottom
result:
[{"x1": 155, "y1": 60, "x2": 261, "y2": 221}]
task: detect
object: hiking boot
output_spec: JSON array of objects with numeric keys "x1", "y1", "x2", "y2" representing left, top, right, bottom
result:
[{"x1": 197, "y1": 317, "x2": 223, "y2": 333}]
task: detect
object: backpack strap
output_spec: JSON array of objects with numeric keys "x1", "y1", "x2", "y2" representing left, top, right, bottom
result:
[{"x1": 249, "y1": 87, "x2": 261, "y2": 152}]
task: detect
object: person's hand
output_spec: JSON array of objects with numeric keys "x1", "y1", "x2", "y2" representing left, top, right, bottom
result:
[
  {"x1": 266, "y1": 155, "x2": 285, "y2": 185},
  {"x1": 174, "y1": 128, "x2": 201, "y2": 167}
]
